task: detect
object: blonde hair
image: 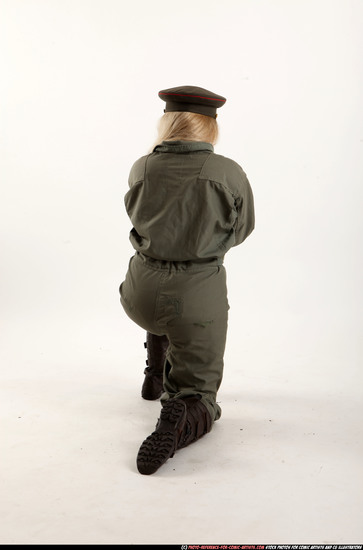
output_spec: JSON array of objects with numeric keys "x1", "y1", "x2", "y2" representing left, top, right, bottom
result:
[{"x1": 152, "y1": 111, "x2": 219, "y2": 150}]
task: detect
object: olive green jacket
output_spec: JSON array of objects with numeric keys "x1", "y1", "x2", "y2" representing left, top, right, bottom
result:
[{"x1": 124, "y1": 141, "x2": 255, "y2": 262}]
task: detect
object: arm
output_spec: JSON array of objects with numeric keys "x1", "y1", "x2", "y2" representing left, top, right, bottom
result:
[{"x1": 233, "y1": 170, "x2": 255, "y2": 246}]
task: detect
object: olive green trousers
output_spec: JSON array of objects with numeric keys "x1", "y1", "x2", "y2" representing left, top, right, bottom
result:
[{"x1": 119, "y1": 252, "x2": 229, "y2": 421}]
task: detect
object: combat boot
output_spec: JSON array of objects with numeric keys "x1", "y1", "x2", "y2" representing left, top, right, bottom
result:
[
  {"x1": 136, "y1": 398, "x2": 187, "y2": 475},
  {"x1": 141, "y1": 332, "x2": 169, "y2": 400},
  {"x1": 177, "y1": 395, "x2": 213, "y2": 449},
  {"x1": 136, "y1": 395, "x2": 213, "y2": 475}
]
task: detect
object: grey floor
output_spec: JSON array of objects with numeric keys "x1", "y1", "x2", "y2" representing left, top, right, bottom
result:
[{"x1": 1, "y1": 306, "x2": 362, "y2": 545}]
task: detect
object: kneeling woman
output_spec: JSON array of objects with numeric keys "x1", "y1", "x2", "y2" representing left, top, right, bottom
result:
[{"x1": 119, "y1": 85, "x2": 255, "y2": 475}]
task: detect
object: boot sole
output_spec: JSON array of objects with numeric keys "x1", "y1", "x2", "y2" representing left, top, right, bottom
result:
[
  {"x1": 136, "y1": 399, "x2": 187, "y2": 475},
  {"x1": 141, "y1": 390, "x2": 163, "y2": 401}
]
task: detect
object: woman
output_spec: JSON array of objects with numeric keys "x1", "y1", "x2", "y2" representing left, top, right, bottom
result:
[{"x1": 119, "y1": 85, "x2": 255, "y2": 475}]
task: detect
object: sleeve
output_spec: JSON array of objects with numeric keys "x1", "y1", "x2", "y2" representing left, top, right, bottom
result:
[
  {"x1": 127, "y1": 155, "x2": 148, "y2": 189},
  {"x1": 233, "y1": 169, "x2": 255, "y2": 246}
]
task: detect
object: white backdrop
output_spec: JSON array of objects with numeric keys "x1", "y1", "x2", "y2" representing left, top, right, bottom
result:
[
  {"x1": 1, "y1": 0, "x2": 362, "y2": 393},
  {"x1": 1, "y1": 0, "x2": 362, "y2": 544}
]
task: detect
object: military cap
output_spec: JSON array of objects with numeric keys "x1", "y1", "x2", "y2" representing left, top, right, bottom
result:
[{"x1": 158, "y1": 85, "x2": 226, "y2": 118}]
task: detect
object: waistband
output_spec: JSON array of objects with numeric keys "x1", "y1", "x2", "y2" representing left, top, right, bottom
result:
[{"x1": 135, "y1": 252, "x2": 224, "y2": 271}]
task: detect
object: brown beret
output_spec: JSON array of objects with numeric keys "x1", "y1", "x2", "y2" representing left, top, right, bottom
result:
[{"x1": 158, "y1": 85, "x2": 226, "y2": 118}]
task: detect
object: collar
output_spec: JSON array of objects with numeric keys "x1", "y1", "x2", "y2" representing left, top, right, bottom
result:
[{"x1": 153, "y1": 140, "x2": 214, "y2": 153}]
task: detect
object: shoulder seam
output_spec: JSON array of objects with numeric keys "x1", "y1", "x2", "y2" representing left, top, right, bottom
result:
[
  {"x1": 198, "y1": 153, "x2": 239, "y2": 197},
  {"x1": 130, "y1": 154, "x2": 150, "y2": 185}
]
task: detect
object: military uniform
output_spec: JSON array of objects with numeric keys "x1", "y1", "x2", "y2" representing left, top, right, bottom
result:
[
  {"x1": 120, "y1": 139, "x2": 255, "y2": 421},
  {"x1": 119, "y1": 86, "x2": 255, "y2": 474}
]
